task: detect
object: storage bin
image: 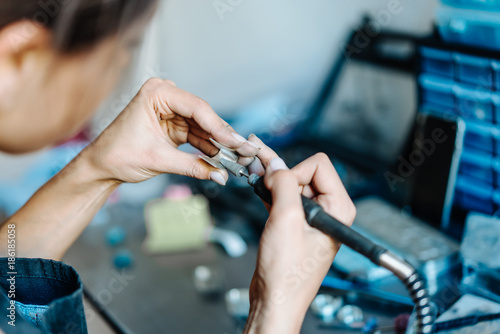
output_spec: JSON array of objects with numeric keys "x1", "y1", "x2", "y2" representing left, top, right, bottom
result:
[
  {"x1": 492, "y1": 93, "x2": 500, "y2": 123},
  {"x1": 493, "y1": 60, "x2": 500, "y2": 90},
  {"x1": 437, "y1": 7, "x2": 500, "y2": 51},
  {"x1": 421, "y1": 47, "x2": 454, "y2": 78},
  {"x1": 454, "y1": 53, "x2": 493, "y2": 88},
  {"x1": 419, "y1": 74, "x2": 455, "y2": 115},
  {"x1": 454, "y1": 84, "x2": 493, "y2": 122},
  {"x1": 463, "y1": 121, "x2": 499, "y2": 154},
  {"x1": 442, "y1": 0, "x2": 500, "y2": 11},
  {"x1": 455, "y1": 176, "x2": 496, "y2": 214},
  {"x1": 459, "y1": 149, "x2": 496, "y2": 185}
]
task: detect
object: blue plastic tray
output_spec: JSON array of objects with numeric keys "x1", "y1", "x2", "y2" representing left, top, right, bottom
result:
[
  {"x1": 437, "y1": 7, "x2": 500, "y2": 51},
  {"x1": 463, "y1": 121, "x2": 500, "y2": 154},
  {"x1": 459, "y1": 149, "x2": 498, "y2": 185},
  {"x1": 442, "y1": 0, "x2": 500, "y2": 11},
  {"x1": 419, "y1": 74, "x2": 455, "y2": 115},
  {"x1": 455, "y1": 176, "x2": 497, "y2": 214},
  {"x1": 454, "y1": 84, "x2": 493, "y2": 122},
  {"x1": 421, "y1": 47, "x2": 454, "y2": 78},
  {"x1": 454, "y1": 53, "x2": 493, "y2": 88},
  {"x1": 493, "y1": 60, "x2": 500, "y2": 90}
]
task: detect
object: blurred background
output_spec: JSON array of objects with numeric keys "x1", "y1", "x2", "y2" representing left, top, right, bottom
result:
[{"x1": 4, "y1": 0, "x2": 500, "y2": 333}]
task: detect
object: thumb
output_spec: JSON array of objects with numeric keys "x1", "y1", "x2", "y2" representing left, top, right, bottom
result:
[{"x1": 160, "y1": 149, "x2": 229, "y2": 185}]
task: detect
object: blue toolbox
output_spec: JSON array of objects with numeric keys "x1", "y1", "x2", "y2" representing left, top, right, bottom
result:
[
  {"x1": 454, "y1": 53, "x2": 493, "y2": 88},
  {"x1": 436, "y1": 7, "x2": 500, "y2": 52},
  {"x1": 459, "y1": 149, "x2": 499, "y2": 186},
  {"x1": 455, "y1": 176, "x2": 499, "y2": 214},
  {"x1": 442, "y1": 0, "x2": 500, "y2": 11},
  {"x1": 419, "y1": 74, "x2": 455, "y2": 114},
  {"x1": 421, "y1": 47, "x2": 454, "y2": 78},
  {"x1": 493, "y1": 60, "x2": 500, "y2": 90}
]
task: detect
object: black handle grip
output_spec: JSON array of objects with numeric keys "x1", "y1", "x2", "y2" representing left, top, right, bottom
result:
[{"x1": 250, "y1": 175, "x2": 386, "y2": 264}]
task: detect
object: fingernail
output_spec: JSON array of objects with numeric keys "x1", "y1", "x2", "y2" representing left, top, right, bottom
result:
[
  {"x1": 247, "y1": 141, "x2": 261, "y2": 150},
  {"x1": 249, "y1": 158, "x2": 265, "y2": 175},
  {"x1": 210, "y1": 171, "x2": 226, "y2": 186},
  {"x1": 232, "y1": 132, "x2": 247, "y2": 144},
  {"x1": 269, "y1": 158, "x2": 287, "y2": 172}
]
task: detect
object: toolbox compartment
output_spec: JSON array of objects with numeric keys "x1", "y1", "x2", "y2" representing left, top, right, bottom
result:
[
  {"x1": 437, "y1": 7, "x2": 500, "y2": 51},
  {"x1": 455, "y1": 176, "x2": 497, "y2": 214},
  {"x1": 454, "y1": 53, "x2": 493, "y2": 88},
  {"x1": 493, "y1": 60, "x2": 500, "y2": 90},
  {"x1": 442, "y1": 0, "x2": 500, "y2": 11},
  {"x1": 463, "y1": 121, "x2": 499, "y2": 155},
  {"x1": 459, "y1": 149, "x2": 498, "y2": 185},
  {"x1": 454, "y1": 84, "x2": 493, "y2": 122},
  {"x1": 420, "y1": 47, "x2": 454, "y2": 78},
  {"x1": 419, "y1": 74, "x2": 455, "y2": 115}
]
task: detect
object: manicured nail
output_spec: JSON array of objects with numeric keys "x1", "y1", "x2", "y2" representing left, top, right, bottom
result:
[
  {"x1": 247, "y1": 141, "x2": 261, "y2": 150},
  {"x1": 249, "y1": 158, "x2": 265, "y2": 175},
  {"x1": 210, "y1": 171, "x2": 226, "y2": 186},
  {"x1": 269, "y1": 158, "x2": 287, "y2": 172},
  {"x1": 232, "y1": 132, "x2": 247, "y2": 144}
]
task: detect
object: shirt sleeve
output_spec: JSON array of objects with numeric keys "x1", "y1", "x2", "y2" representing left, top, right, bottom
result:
[{"x1": 0, "y1": 258, "x2": 87, "y2": 334}]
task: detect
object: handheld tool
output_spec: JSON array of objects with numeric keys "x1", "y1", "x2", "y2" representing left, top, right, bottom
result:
[{"x1": 200, "y1": 141, "x2": 435, "y2": 334}]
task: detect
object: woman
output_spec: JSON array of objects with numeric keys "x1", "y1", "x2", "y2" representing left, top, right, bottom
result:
[{"x1": 0, "y1": 1, "x2": 356, "y2": 333}]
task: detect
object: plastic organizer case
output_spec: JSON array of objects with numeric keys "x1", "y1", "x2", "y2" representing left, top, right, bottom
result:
[
  {"x1": 463, "y1": 121, "x2": 500, "y2": 155},
  {"x1": 455, "y1": 176, "x2": 500, "y2": 214},
  {"x1": 442, "y1": 0, "x2": 500, "y2": 11},
  {"x1": 454, "y1": 53, "x2": 494, "y2": 88},
  {"x1": 421, "y1": 47, "x2": 454, "y2": 78},
  {"x1": 493, "y1": 60, "x2": 500, "y2": 90},
  {"x1": 436, "y1": 7, "x2": 500, "y2": 52},
  {"x1": 419, "y1": 74, "x2": 500, "y2": 122},
  {"x1": 459, "y1": 149, "x2": 500, "y2": 185},
  {"x1": 419, "y1": 74, "x2": 455, "y2": 113}
]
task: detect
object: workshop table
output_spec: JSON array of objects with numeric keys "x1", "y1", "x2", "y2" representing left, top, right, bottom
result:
[{"x1": 64, "y1": 202, "x2": 399, "y2": 334}]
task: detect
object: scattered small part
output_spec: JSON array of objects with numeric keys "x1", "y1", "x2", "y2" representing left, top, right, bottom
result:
[
  {"x1": 225, "y1": 288, "x2": 250, "y2": 318},
  {"x1": 105, "y1": 226, "x2": 126, "y2": 247},
  {"x1": 193, "y1": 265, "x2": 225, "y2": 299},
  {"x1": 143, "y1": 195, "x2": 211, "y2": 254},
  {"x1": 394, "y1": 313, "x2": 410, "y2": 333},
  {"x1": 163, "y1": 184, "x2": 193, "y2": 200},
  {"x1": 336, "y1": 305, "x2": 364, "y2": 326},
  {"x1": 113, "y1": 249, "x2": 134, "y2": 269},
  {"x1": 362, "y1": 317, "x2": 378, "y2": 334},
  {"x1": 310, "y1": 294, "x2": 343, "y2": 322},
  {"x1": 209, "y1": 227, "x2": 247, "y2": 258}
]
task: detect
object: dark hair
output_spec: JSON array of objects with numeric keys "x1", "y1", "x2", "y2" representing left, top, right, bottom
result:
[{"x1": 0, "y1": 0, "x2": 156, "y2": 51}]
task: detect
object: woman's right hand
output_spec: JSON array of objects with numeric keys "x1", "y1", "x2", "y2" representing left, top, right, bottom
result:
[{"x1": 244, "y1": 137, "x2": 356, "y2": 334}]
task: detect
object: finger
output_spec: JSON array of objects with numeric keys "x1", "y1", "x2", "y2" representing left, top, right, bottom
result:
[
  {"x1": 248, "y1": 134, "x2": 281, "y2": 169},
  {"x1": 291, "y1": 153, "x2": 343, "y2": 196},
  {"x1": 291, "y1": 153, "x2": 354, "y2": 225},
  {"x1": 142, "y1": 79, "x2": 256, "y2": 153},
  {"x1": 247, "y1": 157, "x2": 265, "y2": 175},
  {"x1": 187, "y1": 133, "x2": 219, "y2": 156},
  {"x1": 161, "y1": 149, "x2": 229, "y2": 186},
  {"x1": 144, "y1": 79, "x2": 259, "y2": 156},
  {"x1": 265, "y1": 170, "x2": 305, "y2": 228},
  {"x1": 186, "y1": 120, "x2": 212, "y2": 140}
]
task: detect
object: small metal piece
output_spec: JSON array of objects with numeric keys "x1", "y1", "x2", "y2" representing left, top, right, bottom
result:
[
  {"x1": 225, "y1": 288, "x2": 250, "y2": 318},
  {"x1": 310, "y1": 294, "x2": 343, "y2": 322},
  {"x1": 199, "y1": 138, "x2": 239, "y2": 170},
  {"x1": 220, "y1": 158, "x2": 248, "y2": 178},
  {"x1": 193, "y1": 265, "x2": 225, "y2": 298},
  {"x1": 336, "y1": 305, "x2": 363, "y2": 325}
]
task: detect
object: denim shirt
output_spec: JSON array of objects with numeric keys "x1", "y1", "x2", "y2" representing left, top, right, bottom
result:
[{"x1": 0, "y1": 258, "x2": 87, "y2": 334}]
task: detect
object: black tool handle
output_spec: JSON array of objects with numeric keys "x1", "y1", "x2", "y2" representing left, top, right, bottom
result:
[{"x1": 251, "y1": 175, "x2": 386, "y2": 264}]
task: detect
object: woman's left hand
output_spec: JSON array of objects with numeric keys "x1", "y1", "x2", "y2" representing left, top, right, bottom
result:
[{"x1": 82, "y1": 78, "x2": 260, "y2": 185}]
